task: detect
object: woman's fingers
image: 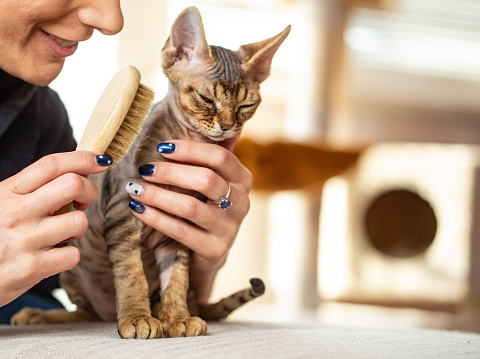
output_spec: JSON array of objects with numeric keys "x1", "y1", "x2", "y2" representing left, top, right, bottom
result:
[
  {"x1": 0, "y1": 151, "x2": 110, "y2": 308},
  {"x1": 35, "y1": 211, "x2": 89, "y2": 248},
  {"x1": 128, "y1": 202, "x2": 228, "y2": 264},
  {"x1": 156, "y1": 140, "x2": 253, "y2": 190},
  {"x1": 0, "y1": 243, "x2": 80, "y2": 308},
  {"x1": 37, "y1": 245, "x2": 81, "y2": 277},
  {"x1": 4, "y1": 210, "x2": 88, "y2": 252},
  {"x1": 131, "y1": 139, "x2": 253, "y2": 274},
  {"x1": 25, "y1": 171, "x2": 100, "y2": 216},
  {"x1": 139, "y1": 162, "x2": 230, "y2": 203},
  {"x1": 127, "y1": 182, "x2": 246, "y2": 272},
  {"x1": 5, "y1": 151, "x2": 111, "y2": 195},
  {"x1": 10, "y1": 245, "x2": 80, "y2": 291},
  {"x1": 127, "y1": 182, "x2": 232, "y2": 232},
  {"x1": 0, "y1": 151, "x2": 110, "y2": 224},
  {"x1": 219, "y1": 133, "x2": 240, "y2": 152}
]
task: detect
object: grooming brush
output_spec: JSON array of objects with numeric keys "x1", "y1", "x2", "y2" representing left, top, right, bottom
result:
[{"x1": 55, "y1": 65, "x2": 154, "y2": 215}]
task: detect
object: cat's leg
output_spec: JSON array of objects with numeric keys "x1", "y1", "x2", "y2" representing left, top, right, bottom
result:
[
  {"x1": 155, "y1": 244, "x2": 207, "y2": 337},
  {"x1": 11, "y1": 308, "x2": 95, "y2": 325},
  {"x1": 12, "y1": 268, "x2": 100, "y2": 325},
  {"x1": 105, "y1": 214, "x2": 163, "y2": 339}
]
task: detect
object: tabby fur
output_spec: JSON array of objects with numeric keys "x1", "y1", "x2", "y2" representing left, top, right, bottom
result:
[{"x1": 12, "y1": 7, "x2": 289, "y2": 339}]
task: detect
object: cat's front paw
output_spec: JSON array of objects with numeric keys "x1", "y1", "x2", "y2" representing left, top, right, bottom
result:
[
  {"x1": 118, "y1": 316, "x2": 163, "y2": 339},
  {"x1": 11, "y1": 307, "x2": 48, "y2": 325},
  {"x1": 162, "y1": 316, "x2": 207, "y2": 338}
]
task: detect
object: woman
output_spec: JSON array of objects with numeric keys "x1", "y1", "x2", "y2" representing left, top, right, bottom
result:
[{"x1": 0, "y1": 0, "x2": 252, "y2": 323}]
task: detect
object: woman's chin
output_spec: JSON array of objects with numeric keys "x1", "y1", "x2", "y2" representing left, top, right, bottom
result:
[
  {"x1": 33, "y1": 67, "x2": 64, "y2": 86},
  {"x1": 19, "y1": 61, "x2": 65, "y2": 86}
]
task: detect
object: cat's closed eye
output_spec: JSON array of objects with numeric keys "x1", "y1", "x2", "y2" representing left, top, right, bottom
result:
[
  {"x1": 195, "y1": 90, "x2": 214, "y2": 104},
  {"x1": 238, "y1": 103, "x2": 257, "y2": 110},
  {"x1": 236, "y1": 103, "x2": 259, "y2": 121},
  {"x1": 200, "y1": 95, "x2": 214, "y2": 104}
]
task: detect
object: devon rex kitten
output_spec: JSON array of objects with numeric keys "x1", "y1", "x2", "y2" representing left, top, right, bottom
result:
[{"x1": 13, "y1": 7, "x2": 290, "y2": 339}]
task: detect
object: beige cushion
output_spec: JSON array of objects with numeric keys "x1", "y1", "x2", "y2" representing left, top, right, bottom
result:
[{"x1": 1, "y1": 321, "x2": 479, "y2": 358}]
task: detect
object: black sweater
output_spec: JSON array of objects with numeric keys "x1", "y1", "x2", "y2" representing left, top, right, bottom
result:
[
  {"x1": 0, "y1": 69, "x2": 77, "y2": 299},
  {"x1": 0, "y1": 69, "x2": 76, "y2": 180}
]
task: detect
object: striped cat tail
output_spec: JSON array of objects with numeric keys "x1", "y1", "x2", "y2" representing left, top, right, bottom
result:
[{"x1": 197, "y1": 278, "x2": 265, "y2": 321}]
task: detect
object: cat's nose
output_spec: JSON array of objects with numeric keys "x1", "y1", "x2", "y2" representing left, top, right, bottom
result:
[{"x1": 220, "y1": 123, "x2": 233, "y2": 131}]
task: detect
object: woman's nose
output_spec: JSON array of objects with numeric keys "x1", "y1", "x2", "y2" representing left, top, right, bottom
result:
[{"x1": 77, "y1": 0, "x2": 124, "y2": 36}]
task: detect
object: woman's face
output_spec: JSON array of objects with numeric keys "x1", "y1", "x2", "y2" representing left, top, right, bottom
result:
[{"x1": 0, "y1": 0, "x2": 124, "y2": 86}]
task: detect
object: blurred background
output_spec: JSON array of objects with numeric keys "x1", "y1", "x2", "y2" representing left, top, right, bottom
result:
[{"x1": 51, "y1": 0, "x2": 480, "y2": 331}]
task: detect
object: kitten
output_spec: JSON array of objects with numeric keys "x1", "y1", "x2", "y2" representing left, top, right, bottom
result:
[{"x1": 12, "y1": 7, "x2": 290, "y2": 339}]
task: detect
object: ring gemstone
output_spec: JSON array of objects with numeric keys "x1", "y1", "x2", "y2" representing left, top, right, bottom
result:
[{"x1": 219, "y1": 197, "x2": 232, "y2": 210}]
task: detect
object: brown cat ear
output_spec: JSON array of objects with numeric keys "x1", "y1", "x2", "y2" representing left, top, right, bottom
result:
[
  {"x1": 239, "y1": 26, "x2": 291, "y2": 83},
  {"x1": 162, "y1": 7, "x2": 213, "y2": 73}
]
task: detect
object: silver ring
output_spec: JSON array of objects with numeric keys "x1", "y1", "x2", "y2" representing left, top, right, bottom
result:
[{"x1": 213, "y1": 183, "x2": 232, "y2": 210}]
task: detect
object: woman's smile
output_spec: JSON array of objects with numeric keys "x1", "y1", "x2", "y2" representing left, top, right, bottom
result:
[
  {"x1": 0, "y1": 0, "x2": 123, "y2": 86},
  {"x1": 41, "y1": 30, "x2": 79, "y2": 58}
]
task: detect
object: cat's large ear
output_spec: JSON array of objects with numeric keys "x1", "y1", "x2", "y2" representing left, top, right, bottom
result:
[
  {"x1": 162, "y1": 7, "x2": 213, "y2": 74},
  {"x1": 239, "y1": 26, "x2": 291, "y2": 83}
]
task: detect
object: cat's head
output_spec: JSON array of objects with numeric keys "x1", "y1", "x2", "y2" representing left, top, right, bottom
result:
[{"x1": 162, "y1": 7, "x2": 290, "y2": 141}]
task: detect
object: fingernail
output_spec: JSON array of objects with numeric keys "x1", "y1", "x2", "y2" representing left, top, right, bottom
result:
[
  {"x1": 157, "y1": 142, "x2": 176, "y2": 154},
  {"x1": 95, "y1": 155, "x2": 113, "y2": 166},
  {"x1": 139, "y1": 164, "x2": 155, "y2": 176},
  {"x1": 126, "y1": 182, "x2": 144, "y2": 196},
  {"x1": 129, "y1": 200, "x2": 145, "y2": 214}
]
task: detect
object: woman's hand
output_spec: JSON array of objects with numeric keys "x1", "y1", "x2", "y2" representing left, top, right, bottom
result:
[
  {"x1": 0, "y1": 151, "x2": 112, "y2": 307},
  {"x1": 127, "y1": 139, "x2": 253, "y2": 302}
]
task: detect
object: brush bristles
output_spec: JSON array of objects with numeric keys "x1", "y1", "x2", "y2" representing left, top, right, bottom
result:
[{"x1": 105, "y1": 83, "x2": 155, "y2": 166}]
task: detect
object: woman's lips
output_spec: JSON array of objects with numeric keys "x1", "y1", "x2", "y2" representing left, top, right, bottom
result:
[
  {"x1": 48, "y1": 33, "x2": 77, "y2": 47},
  {"x1": 41, "y1": 30, "x2": 78, "y2": 58}
]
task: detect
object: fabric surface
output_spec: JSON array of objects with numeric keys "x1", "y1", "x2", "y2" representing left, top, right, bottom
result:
[{"x1": 1, "y1": 321, "x2": 480, "y2": 359}]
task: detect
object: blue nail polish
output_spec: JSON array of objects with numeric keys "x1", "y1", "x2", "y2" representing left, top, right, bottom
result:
[
  {"x1": 95, "y1": 155, "x2": 113, "y2": 166},
  {"x1": 139, "y1": 164, "x2": 155, "y2": 176},
  {"x1": 129, "y1": 200, "x2": 145, "y2": 214},
  {"x1": 157, "y1": 142, "x2": 176, "y2": 154}
]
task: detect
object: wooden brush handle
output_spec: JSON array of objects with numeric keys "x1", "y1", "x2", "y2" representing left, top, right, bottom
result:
[
  {"x1": 54, "y1": 66, "x2": 141, "y2": 216},
  {"x1": 77, "y1": 66, "x2": 141, "y2": 153}
]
